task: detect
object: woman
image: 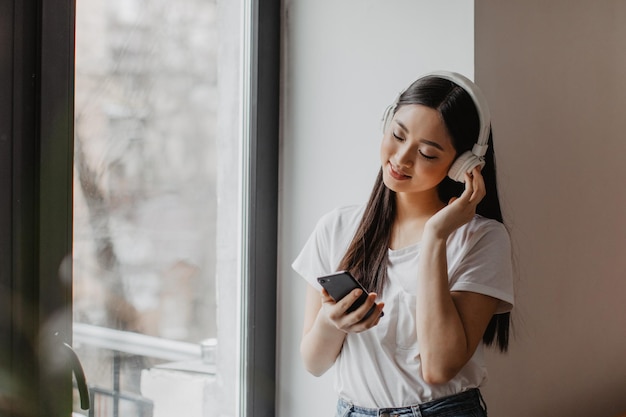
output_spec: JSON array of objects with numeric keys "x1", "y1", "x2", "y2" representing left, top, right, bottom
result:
[{"x1": 292, "y1": 71, "x2": 514, "y2": 416}]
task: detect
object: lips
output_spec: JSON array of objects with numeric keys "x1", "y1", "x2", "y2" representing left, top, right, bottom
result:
[{"x1": 388, "y1": 163, "x2": 411, "y2": 180}]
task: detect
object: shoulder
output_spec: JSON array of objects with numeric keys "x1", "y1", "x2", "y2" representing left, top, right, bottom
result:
[
  {"x1": 448, "y1": 215, "x2": 510, "y2": 254},
  {"x1": 452, "y1": 214, "x2": 508, "y2": 241},
  {"x1": 315, "y1": 204, "x2": 365, "y2": 235},
  {"x1": 447, "y1": 216, "x2": 514, "y2": 312},
  {"x1": 292, "y1": 205, "x2": 365, "y2": 279}
]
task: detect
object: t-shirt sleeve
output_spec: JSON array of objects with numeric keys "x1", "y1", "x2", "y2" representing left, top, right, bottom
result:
[
  {"x1": 291, "y1": 211, "x2": 336, "y2": 291},
  {"x1": 448, "y1": 220, "x2": 514, "y2": 314}
]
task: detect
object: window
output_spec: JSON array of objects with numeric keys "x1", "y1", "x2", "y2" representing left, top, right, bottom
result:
[
  {"x1": 73, "y1": 0, "x2": 224, "y2": 412},
  {"x1": 0, "y1": 0, "x2": 278, "y2": 416}
]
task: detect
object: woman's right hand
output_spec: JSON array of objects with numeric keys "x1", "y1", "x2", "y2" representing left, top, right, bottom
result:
[
  {"x1": 301, "y1": 284, "x2": 383, "y2": 376},
  {"x1": 319, "y1": 288, "x2": 385, "y2": 333}
]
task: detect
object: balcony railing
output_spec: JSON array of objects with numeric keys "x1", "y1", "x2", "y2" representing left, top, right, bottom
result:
[{"x1": 73, "y1": 323, "x2": 216, "y2": 417}]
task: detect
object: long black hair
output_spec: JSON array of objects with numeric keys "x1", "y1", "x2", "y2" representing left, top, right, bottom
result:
[{"x1": 338, "y1": 75, "x2": 511, "y2": 352}]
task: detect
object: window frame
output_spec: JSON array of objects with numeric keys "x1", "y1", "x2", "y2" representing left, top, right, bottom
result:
[
  {"x1": 1, "y1": 0, "x2": 75, "y2": 414},
  {"x1": 240, "y1": 0, "x2": 280, "y2": 416}
]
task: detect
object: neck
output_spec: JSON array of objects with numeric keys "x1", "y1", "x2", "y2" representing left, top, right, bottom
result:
[
  {"x1": 388, "y1": 190, "x2": 445, "y2": 249},
  {"x1": 394, "y1": 190, "x2": 445, "y2": 222}
]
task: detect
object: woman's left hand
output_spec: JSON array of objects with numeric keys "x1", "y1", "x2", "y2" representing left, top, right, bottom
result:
[{"x1": 425, "y1": 166, "x2": 486, "y2": 240}]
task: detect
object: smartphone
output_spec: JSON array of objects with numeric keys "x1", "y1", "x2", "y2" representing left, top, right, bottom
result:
[{"x1": 317, "y1": 271, "x2": 381, "y2": 319}]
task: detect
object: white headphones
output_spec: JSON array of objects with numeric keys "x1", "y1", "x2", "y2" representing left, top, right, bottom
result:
[{"x1": 381, "y1": 71, "x2": 492, "y2": 183}]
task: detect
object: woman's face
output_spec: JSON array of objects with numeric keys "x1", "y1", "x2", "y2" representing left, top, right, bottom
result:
[{"x1": 380, "y1": 104, "x2": 457, "y2": 195}]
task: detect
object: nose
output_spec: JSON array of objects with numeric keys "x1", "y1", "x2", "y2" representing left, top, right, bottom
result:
[{"x1": 394, "y1": 145, "x2": 414, "y2": 168}]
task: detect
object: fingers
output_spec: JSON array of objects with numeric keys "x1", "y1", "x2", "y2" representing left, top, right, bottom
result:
[
  {"x1": 469, "y1": 166, "x2": 486, "y2": 203},
  {"x1": 463, "y1": 167, "x2": 485, "y2": 204},
  {"x1": 346, "y1": 299, "x2": 385, "y2": 332},
  {"x1": 320, "y1": 288, "x2": 333, "y2": 302},
  {"x1": 326, "y1": 291, "x2": 384, "y2": 333},
  {"x1": 321, "y1": 287, "x2": 357, "y2": 321},
  {"x1": 351, "y1": 293, "x2": 384, "y2": 326},
  {"x1": 462, "y1": 172, "x2": 474, "y2": 200}
]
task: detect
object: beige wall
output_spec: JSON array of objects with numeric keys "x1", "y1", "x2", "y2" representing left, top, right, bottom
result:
[{"x1": 476, "y1": 2, "x2": 626, "y2": 416}]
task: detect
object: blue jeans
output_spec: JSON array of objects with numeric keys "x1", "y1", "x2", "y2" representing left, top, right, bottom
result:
[{"x1": 335, "y1": 389, "x2": 487, "y2": 417}]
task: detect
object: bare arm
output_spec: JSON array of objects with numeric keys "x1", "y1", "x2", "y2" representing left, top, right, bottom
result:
[
  {"x1": 300, "y1": 284, "x2": 384, "y2": 376},
  {"x1": 415, "y1": 168, "x2": 500, "y2": 384},
  {"x1": 416, "y1": 236, "x2": 499, "y2": 384}
]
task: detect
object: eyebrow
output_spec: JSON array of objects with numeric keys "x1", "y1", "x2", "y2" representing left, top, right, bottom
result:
[{"x1": 395, "y1": 120, "x2": 445, "y2": 151}]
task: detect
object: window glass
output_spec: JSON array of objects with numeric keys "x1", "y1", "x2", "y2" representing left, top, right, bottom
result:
[{"x1": 73, "y1": 0, "x2": 241, "y2": 415}]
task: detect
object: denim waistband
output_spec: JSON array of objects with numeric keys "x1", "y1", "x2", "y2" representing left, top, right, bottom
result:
[{"x1": 337, "y1": 388, "x2": 487, "y2": 417}]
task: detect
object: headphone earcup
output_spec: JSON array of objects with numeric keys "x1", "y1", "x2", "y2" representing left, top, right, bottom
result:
[{"x1": 448, "y1": 151, "x2": 486, "y2": 183}]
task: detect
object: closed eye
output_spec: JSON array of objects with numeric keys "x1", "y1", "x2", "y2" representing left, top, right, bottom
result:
[{"x1": 393, "y1": 130, "x2": 439, "y2": 159}]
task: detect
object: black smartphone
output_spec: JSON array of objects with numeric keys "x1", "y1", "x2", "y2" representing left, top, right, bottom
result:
[{"x1": 316, "y1": 271, "x2": 381, "y2": 319}]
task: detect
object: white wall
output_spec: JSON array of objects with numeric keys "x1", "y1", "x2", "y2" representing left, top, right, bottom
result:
[
  {"x1": 476, "y1": 2, "x2": 626, "y2": 416},
  {"x1": 278, "y1": 1, "x2": 474, "y2": 416}
]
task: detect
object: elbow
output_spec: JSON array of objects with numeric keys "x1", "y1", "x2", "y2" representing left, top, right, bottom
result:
[
  {"x1": 300, "y1": 344, "x2": 331, "y2": 377},
  {"x1": 304, "y1": 364, "x2": 327, "y2": 378},
  {"x1": 421, "y1": 367, "x2": 457, "y2": 385},
  {"x1": 421, "y1": 358, "x2": 463, "y2": 385},
  {"x1": 301, "y1": 357, "x2": 331, "y2": 377},
  {"x1": 420, "y1": 344, "x2": 472, "y2": 385}
]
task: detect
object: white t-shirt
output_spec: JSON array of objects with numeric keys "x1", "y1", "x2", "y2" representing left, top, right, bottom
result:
[{"x1": 292, "y1": 205, "x2": 514, "y2": 408}]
